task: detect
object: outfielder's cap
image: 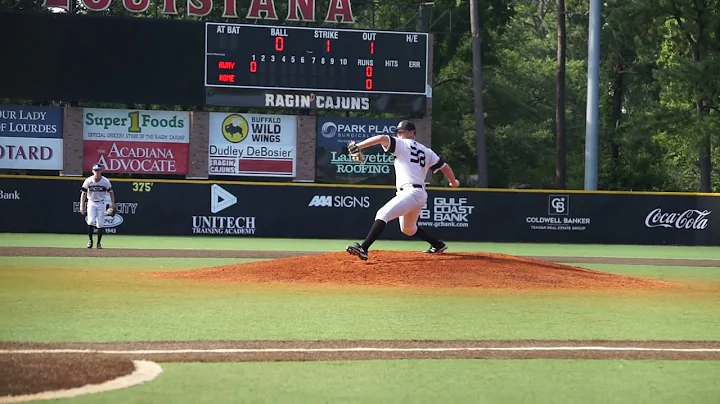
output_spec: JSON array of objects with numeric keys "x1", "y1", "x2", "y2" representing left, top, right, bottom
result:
[
  {"x1": 92, "y1": 164, "x2": 103, "y2": 171},
  {"x1": 397, "y1": 120, "x2": 416, "y2": 131}
]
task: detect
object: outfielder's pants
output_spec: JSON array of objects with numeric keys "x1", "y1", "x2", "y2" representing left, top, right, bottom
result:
[
  {"x1": 375, "y1": 188, "x2": 427, "y2": 236},
  {"x1": 86, "y1": 201, "x2": 106, "y2": 228}
]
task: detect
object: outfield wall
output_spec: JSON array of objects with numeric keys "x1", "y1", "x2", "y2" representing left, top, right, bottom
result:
[{"x1": 1, "y1": 176, "x2": 718, "y2": 246}]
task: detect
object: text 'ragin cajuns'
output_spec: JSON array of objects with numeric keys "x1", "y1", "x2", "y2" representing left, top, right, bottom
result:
[{"x1": 265, "y1": 94, "x2": 370, "y2": 111}]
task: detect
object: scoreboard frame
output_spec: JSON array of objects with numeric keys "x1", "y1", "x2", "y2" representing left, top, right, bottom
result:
[{"x1": 203, "y1": 22, "x2": 430, "y2": 96}]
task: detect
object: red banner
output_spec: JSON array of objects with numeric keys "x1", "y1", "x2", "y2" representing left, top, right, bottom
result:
[
  {"x1": 238, "y1": 158, "x2": 294, "y2": 174},
  {"x1": 83, "y1": 141, "x2": 189, "y2": 174}
]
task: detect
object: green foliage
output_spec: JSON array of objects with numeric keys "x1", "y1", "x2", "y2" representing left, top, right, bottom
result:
[
  {"x1": 430, "y1": 0, "x2": 720, "y2": 191},
  {"x1": 4, "y1": 0, "x2": 720, "y2": 191},
  {"x1": 588, "y1": 0, "x2": 720, "y2": 191}
]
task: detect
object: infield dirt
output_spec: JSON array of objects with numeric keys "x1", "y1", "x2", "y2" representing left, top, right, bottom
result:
[{"x1": 0, "y1": 353, "x2": 135, "y2": 397}]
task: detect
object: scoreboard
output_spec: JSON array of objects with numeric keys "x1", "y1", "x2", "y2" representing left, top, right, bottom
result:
[{"x1": 204, "y1": 23, "x2": 429, "y2": 95}]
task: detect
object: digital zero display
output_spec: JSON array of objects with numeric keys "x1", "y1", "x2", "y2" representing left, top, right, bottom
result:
[{"x1": 205, "y1": 23, "x2": 429, "y2": 95}]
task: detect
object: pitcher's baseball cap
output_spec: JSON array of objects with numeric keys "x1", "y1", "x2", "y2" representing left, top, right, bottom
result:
[
  {"x1": 397, "y1": 120, "x2": 416, "y2": 131},
  {"x1": 92, "y1": 164, "x2": 103, "y2": 171}
]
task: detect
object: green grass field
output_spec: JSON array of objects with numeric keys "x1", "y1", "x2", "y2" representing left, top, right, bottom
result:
[{"x1": 1, "y1": 233, "x2": 719, "y2": 403}]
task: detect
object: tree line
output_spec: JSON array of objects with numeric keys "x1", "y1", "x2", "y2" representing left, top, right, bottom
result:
[{"x1": 2, "y1": 0, "x2": 719, "y2": 192}]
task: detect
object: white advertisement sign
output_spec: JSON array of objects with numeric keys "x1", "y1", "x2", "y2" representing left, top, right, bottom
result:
[
  {"x1": 82, "y1": 108, "x2": 190, "y2": 142},
  {"x1": 208, "y1": 113, "x2": 297, "y2": 177},
  {"x1": 0, "y1": 137, "x2": 64, "y2": 169}
]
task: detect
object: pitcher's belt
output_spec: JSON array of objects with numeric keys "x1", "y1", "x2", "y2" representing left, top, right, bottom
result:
[{"x1": 398, "y1": 184, "x2": 423, "y2": 191}]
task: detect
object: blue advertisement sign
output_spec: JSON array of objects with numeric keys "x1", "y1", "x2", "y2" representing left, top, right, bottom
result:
[
  {"x1": 316, "y1": 116, "x2": 400, "y2": 185},
  {"x1": 0, "y1": 105, "x2": 63, "y2": 138}
]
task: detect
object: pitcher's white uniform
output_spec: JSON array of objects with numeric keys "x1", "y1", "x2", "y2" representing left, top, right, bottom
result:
[
  {"x1": 81, "y1": 175, "x2": 113, "y2": 228},
  {"x1": 376, "y1": 136, "x2": 446, "y2": 235}
]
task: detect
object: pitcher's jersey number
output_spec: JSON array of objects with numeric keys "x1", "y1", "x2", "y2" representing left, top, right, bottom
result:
[{"x1": 410, "y1": 145, "x2": 426, "y2": 167}]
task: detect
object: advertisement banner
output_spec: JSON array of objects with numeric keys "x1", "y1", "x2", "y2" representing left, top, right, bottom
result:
[
  {"x1": 417, "y1": 195, "x2": 478, "y2": 230},
  {"x1": 0, "y1": 137, "x2": 64, "y2": 170},
  {"x1": 315, "y1": 117, "x2": 399, "y2": 185},
  {"x1": 82, "y1": 108, "x2": 190, "y2": 174},
  {"x1": 208, "y1": 112, "x2": 297, "y2": 177},
  {"x1": 0, "y1": 176, "x2": 146, "y2": 236},
  {"x1": 478, "y1": 192, "x2": 600, "y2": 244},
  {"x1": 3, "y1": 175, "x2": 720, "y2": 246},
  {"x1": 0, "y1": 105, "x2": 63, "y2": 169}
]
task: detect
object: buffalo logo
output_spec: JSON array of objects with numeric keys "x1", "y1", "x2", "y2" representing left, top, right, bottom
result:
[{"x1": 221, "y1": 114, "x2": 249, "y2": 143}]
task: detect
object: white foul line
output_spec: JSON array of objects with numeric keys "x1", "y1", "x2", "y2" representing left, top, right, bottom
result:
[{"x1": 1, "y1": 346, "x2": 720, "y2": 354}]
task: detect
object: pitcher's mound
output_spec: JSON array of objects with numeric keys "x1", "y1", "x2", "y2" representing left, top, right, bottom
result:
[{"x1": 154, "y1": 251, "x2": 676, "y2": 290}]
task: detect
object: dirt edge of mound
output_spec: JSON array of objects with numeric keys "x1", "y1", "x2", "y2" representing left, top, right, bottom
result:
[{"x1": 152, "y1": 250, "x2": 678, "y2": 291}]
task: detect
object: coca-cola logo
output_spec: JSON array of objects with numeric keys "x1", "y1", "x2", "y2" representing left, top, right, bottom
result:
[{"x1": 644, "y1": 208, "x2": 711, "y2": 230}]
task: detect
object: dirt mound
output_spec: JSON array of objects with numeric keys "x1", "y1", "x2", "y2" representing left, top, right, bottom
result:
[{"x1": 153, "y1": 251, "x2": 676, "y2": 290}]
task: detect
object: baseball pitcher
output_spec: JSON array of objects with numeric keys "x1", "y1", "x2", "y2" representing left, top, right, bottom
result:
[
  {"x1": 80, "y1": 164, "x2": 115, "y2": 249},
  {"x1": 345, "y1": 120, "x2": 460, "y2": 261}
]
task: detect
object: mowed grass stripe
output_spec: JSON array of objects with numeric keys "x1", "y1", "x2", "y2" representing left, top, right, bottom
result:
[
  {"x1": 57, "y1": 361, "x2": 720, "y2": 404},
  {"x1": 0, "y1": 257, "x2": 258, "y2": 271}
]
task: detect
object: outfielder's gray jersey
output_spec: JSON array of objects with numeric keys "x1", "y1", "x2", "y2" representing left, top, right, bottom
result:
[
  {"x1": 382, "y1": 136, "x2": 446, "y2": 189},
  {"x1": 81, "y1": 176, "x2": 113, "y2": 203}
]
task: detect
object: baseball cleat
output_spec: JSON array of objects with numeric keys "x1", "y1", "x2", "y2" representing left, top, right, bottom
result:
[
  {"x1": 87, "y1": 240, "x2": 93, "y2": 249},
  {"x1": 346, "y1": 243, "x2": 368, "y2": 261},
  {"x1": 97, "y1": 243, "x2": 102, "y2": 249},
  {"x1": 423, "y1": 243, "x2": 448, "y2": 254}
]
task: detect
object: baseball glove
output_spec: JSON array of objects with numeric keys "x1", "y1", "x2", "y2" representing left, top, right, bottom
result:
[
  {"x1": 347, "y1": 141, "x2": 365, "y2": 164},
  {"x1": 105, "y1": 206, "x2": 116, "y2": 217}
]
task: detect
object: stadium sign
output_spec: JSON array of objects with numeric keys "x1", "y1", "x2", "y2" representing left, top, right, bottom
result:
[{"x1": 42, "y1": 0, "x2": 356, "y2": 23}]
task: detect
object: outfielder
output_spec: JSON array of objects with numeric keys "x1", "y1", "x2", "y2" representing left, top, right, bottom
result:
[
  {"x1": 345, "y1": 120, "x2": 460, "y2": 261},
  {"x1": 80, "y1": 164, "x2": 115, "y2": 249}
]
